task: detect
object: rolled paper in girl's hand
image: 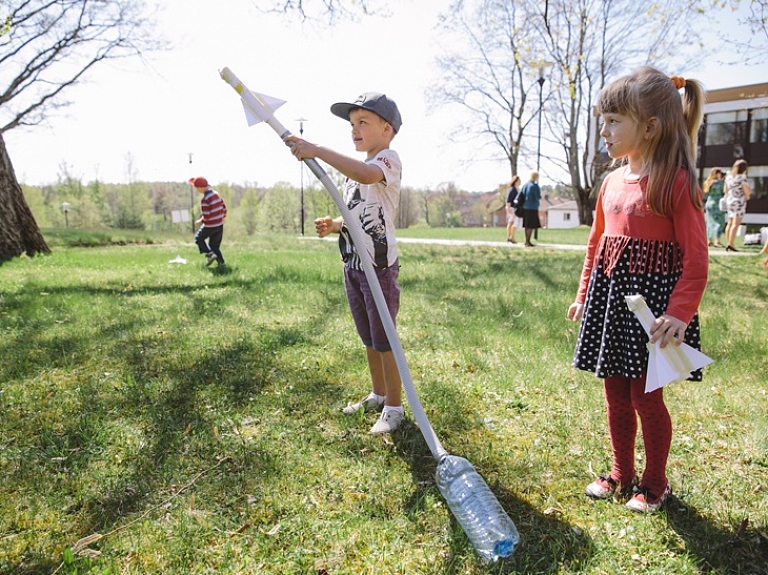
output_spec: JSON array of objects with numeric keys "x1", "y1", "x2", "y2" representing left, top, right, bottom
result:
[{"x1": 625, "y1": 295, "x2": 713, "y2": 393}]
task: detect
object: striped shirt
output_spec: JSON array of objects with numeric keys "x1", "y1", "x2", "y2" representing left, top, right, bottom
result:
[{"x1": 201, "y1": 190, "x2": 227, "y2": 227}]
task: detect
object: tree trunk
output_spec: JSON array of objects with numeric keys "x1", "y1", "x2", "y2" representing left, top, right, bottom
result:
[{"x1": 0, "y1": 131, "x2": 50, "y2": 263}]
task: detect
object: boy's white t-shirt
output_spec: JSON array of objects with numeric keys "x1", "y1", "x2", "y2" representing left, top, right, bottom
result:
[{"x1": 338, "y1": 148, "x2": 402, "y2": 271}]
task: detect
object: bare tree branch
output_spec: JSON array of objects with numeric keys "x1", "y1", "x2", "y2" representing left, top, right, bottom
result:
[
  {"x1": 254, "y1": 0, "x2": 387, "y2": 24},
  {"x1": 0, "y1": 0, "x2": 167, "y2": 132}
]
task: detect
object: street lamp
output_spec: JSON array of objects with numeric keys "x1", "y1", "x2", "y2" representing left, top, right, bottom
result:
[
  {"x1": 187, "y1": 152, "x2": 195, "y2": 233},
  {"x1": 61, "y1": 201, "x2": 70, "y2": 228},
  {"x1": 536, "y1": 66, "x2": 547, "y2": 172},
  {"x1": 296, "y1": 118, "x2": 308, "y2": 236}
]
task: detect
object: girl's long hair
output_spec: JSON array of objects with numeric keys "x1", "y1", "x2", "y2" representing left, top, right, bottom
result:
[
  {"x1": 703, "y1": 168, "x2": 723, "y2": 194},
  {"x1": 596, "y1": 66, "x2": 704, "y2": 216}
]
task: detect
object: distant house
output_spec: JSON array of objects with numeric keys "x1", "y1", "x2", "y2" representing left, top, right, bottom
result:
[{"x1": 546, "y1": 200, "x2": 580, "y2": 229}]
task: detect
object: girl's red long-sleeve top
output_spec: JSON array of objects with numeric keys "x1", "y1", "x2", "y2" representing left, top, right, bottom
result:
[{"x1": 576, "y1": 167, "x2": 709, "y2": 325}]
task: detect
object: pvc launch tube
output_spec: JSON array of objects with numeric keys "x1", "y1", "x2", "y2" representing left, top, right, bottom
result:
[
  {"x1": 219, "y1": 67, "x2": 447, "y2": 461},
  {"x1": 220, "y1": 69, "x2": 520, "y2": 559}
]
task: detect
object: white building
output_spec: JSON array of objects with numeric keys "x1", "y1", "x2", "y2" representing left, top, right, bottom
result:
[
  {"x1": 546, "y1": 200, "x2": 580, "y2": 229},
  {"x1": 699, "y1": 82, "x2": 768, "y2": 225}
]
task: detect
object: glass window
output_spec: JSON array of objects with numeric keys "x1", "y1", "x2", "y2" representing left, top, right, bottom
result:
[{"x1": 750, "y1": 108, "x2": 768, "y2": 143}]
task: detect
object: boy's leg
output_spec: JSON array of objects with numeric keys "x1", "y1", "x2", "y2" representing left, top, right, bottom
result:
[
  {"x1": 194, "y1": 226, "x2": 211, "y2": 255},
  {"x1": 208, "y1": 226, "x2": 225, "y2": 264},
  {"x1": 365, "y1": 346, "x2": 388, "y2": 398},
  {"x1": 368, "y1": 348, "x2": 404, "y2": 434},
  {"x1": 377, "y1": 349, "x2": 402, "y2": 407}
]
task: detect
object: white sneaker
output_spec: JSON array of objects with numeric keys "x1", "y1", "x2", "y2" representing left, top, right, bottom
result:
[
  {"x1": 369, "y1": 409, "x2": 404, "y2": 435},
  {"x1": 342, "y1": 394, "x2": 383, "y2": 415},
  {"x1": 205, "y1": 253, "x2": 218, "y2": 266}
]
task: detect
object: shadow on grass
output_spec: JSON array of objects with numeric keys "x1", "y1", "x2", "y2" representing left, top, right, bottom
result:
[
  {"x1": 666, "y1": 497, "x2": 768, "y2": 575},
  {"x1": 392, "y1": 421, "x2": 594, "y2": 574}
]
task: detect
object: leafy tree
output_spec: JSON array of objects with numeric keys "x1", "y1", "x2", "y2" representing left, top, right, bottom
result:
[
  {"x1": 0, "y1": 0, "x2": 163, "y2": 261},
  {"x1": 240, "y1": 188, "x2": 262, "y2": 235},
  {"x1": 261, "y1": 181, "x2": 299, "y2": 232}
]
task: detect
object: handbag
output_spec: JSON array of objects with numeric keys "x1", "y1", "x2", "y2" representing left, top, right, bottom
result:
[
  {"x1": 514, "y1": 192, "x2": 525, "y2": 218},
  {"x1": 719, "y1": 196, "x2": 727, "y2": 212}
]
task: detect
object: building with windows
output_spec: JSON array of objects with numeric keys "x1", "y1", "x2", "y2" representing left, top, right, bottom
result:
[{"x1": 698, "y1": 82, "x2": 768, "y2": 224}]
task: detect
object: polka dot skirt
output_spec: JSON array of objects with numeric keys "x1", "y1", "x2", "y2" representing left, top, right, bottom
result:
[{"x1": 573, "y1": 239, "x2": 703, "y2": 381}]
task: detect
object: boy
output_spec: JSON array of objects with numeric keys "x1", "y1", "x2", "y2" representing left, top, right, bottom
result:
[
  {"x1": 190, "y1": 176, "x2": 227, "y2": 266},
  {"x1": 285, "y1": 92, "x2": 404, "y2": 434}
]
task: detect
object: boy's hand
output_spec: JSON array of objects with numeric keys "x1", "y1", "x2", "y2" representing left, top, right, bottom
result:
[
  {"x1": 284, "y1": 135, "x2": 319, "y2": 161},
  {"x1": 566, "y1": 302, "x2": 583, "y2": 322},
  {"x1": 314, "y1": 216, "x2": 334, "y2": 238}
]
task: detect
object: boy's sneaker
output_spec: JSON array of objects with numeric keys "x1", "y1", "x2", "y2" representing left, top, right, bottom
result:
[
  {"x1": 342, "y1": 394, "x2": 383, "y2": 415},
  {"x1": 585, "y1": 474, "x2": 637, "y2": 499},
  {"x1": 369, "y1": 409, "x2": 404, "y2": 435},
  {"x1": 205, "y1": 253, "x2": 218, "y2": 266},
  {"x1": 625, "y1": 483, "x2": 671, "y2": 513}
]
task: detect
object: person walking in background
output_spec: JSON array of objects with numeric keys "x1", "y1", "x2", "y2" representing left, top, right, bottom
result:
[
  {"x1": 723, "y1": 159, "x2": 752, "y2": 252},
  {"x1": 566, "y1": 68, "x2": 708, "y2": 513},
  {"x1": 286, "y1": 92, "x2": 405, "y2": 435},
  {"x1": 505, "y1": 175, "x2": 521, "y2": 243},
  {"x1": 191, "y1": 176, "x2": 227, "y2": 267},
  {"x1": 520, "y1": 171, "x2": 542, "y2": 247},
  {"x1": 703, "y1": 168, "x2": 726, "y2": 247}
]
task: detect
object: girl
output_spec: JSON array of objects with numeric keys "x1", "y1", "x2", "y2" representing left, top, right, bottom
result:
[
  {"x1": 566, "y1": 67, "x2": 709, "y2": 513},
  {"x1": 723, "y1": 159, "x2": 753, "y2": 252},
  {"x1": 703, "y1": 168, "x2": 726, "y2": 247},
  {"x1": 505, "y1": 175, "x2": 521, "y2": 243}
]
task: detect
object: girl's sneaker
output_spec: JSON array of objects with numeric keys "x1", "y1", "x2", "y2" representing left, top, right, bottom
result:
[
  {"x1": 625, "y1": 483, "x2": 672, "y2": 513},
  {"x1": 585, "y1": 474, "x2": 637, "y2": 499}
]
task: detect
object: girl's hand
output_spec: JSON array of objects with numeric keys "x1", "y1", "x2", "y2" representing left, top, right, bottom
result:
[
  {"x1": 650, "y1": 314, "x2": 687, "y2": 348},
  {"x1": 566, "y1": 302, "x2": 583, "y2": 322}
]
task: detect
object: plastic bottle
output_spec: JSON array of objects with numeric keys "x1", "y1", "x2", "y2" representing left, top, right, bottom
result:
[{"x1": 435, "y1": 454, "x2": 520, "y2": 562}]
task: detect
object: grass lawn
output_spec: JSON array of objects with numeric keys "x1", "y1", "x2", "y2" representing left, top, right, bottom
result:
[{"x1": 1, "y1": 230, "x2": 767, "y2": 574}]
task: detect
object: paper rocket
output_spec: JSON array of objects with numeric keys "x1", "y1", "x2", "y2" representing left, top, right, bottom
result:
[
  {"x1": 220, "y1": 67, "x2": 292, "y2": 140},
  {"x1": 240, "y1": 92, "x2": 285, "y2": 126},
  {"x1": 625, "y1": 294, "x2": 713, "y2": 393}
]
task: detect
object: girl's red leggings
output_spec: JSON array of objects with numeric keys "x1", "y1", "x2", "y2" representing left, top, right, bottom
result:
[{"x1": 604, "y1": 373, "x2": 671, "y2": 497}]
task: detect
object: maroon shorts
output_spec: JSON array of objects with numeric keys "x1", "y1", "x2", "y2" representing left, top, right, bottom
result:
[{"x1": 344, "y1": 263, "x2": 400, "y2": 352}]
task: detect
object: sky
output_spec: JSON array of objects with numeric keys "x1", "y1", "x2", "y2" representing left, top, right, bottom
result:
[{"x1": 3, "y1": 0, "x2": 766, "y2": 192}]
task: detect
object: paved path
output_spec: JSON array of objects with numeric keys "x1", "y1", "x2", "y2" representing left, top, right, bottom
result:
[
  {"x1": 396, "y1": 236, "x2": 760, "y2": 257},
  {"x1": 311, "y1": 235, "x2": 762, "y2": 257}
]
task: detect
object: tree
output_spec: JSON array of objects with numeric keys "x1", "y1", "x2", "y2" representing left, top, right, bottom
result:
[
  {"x1": 431, "y1": 0, "x2": 733, "y2": 226},
  {"x1": 429, "y1": 0, "x2": 538, "y2": 181},
  {"x1": 259, "y1": 0, "x2": 385, "y2": 23},
  {"x1": 533, "y1": 0, "x2": 720, "y2": 225},
  {"x1": 0, "y1": 0, "x2": 163, "y2": 262}
]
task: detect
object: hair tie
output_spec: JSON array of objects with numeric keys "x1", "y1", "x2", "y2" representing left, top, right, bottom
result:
[{"x1": 670, "y1": 75, "x2": 686, "y2": 90}]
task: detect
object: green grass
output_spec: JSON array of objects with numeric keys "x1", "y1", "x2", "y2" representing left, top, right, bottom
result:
[{"x1": 1, "y1": 232, "x2": 767, "y2": 574}]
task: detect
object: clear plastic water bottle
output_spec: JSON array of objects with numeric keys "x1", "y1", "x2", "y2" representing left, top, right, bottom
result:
[{"x1": 435, "y1": 454, "x2": 520, "y2": 562}]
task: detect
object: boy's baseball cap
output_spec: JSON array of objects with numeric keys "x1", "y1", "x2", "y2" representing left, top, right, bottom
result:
[
  {"x1": 331, "y1": 92, "x2": 402, "y2": 133},
  {"x1": 189, "y1": 176, "x2": 209, "y2": 188}
]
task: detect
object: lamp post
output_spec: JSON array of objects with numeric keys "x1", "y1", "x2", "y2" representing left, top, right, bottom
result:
[
  {"x1": 61, "y1": 201, "x2": 70, "y2": 228},
  {"x1": 187, "y1": 152, "x2": 195, "y2": 233},
  {"x1": 536, "y1": 68, "x2": 546, "y2": 172},
  {"x1": 296, "y1": 118, "x2": 308, "y2": 236}
]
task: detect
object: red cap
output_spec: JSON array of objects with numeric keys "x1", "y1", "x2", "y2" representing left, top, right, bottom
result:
[{"x1": 189, "y1": 176, "x2": 209, "y2": 188}]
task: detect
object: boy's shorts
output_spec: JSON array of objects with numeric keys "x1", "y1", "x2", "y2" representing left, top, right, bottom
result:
[{"x1": 344, "y1": 262, "x2": 400, "y2": 352}]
